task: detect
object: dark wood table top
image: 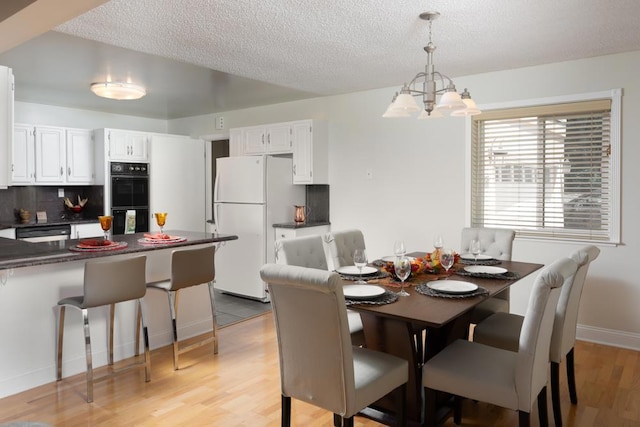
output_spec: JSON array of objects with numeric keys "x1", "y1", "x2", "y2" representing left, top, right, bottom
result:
[{"x1": 347, "y1": 258, "x2": 544, "y2": 329}]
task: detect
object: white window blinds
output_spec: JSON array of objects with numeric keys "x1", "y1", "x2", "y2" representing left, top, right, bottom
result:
[{"x1": 470, "y1": 93, "x2": 620, "y2": 243}]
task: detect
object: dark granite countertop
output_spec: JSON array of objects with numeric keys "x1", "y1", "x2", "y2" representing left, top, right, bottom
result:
[
  {"x1": 0, "y1": 230, "x2": 238, "y2": 270},
  {"x1": 1, "y1": 218, "x2": 100, "y2": 230},
  {"x1": 272, "y1": 221, "x2": 331, "y2": 229}
]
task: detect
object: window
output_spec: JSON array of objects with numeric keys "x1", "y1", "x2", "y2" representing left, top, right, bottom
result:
[{"x1": 469, "y1": 90, "x2": 621, "y2": 244}]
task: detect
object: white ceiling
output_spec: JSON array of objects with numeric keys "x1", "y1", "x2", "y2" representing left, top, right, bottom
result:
[{"x1": 2, "y1": 0, "x2": 640, "y2": 120}]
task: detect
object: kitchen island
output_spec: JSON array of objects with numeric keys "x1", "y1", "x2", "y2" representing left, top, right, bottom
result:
[{"x1": 0, "y1": 231, "x2": 238, "y2": 399}]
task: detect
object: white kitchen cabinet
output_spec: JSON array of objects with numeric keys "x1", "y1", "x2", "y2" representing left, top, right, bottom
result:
[
  {"x1": 12, "y1": 124, "x2": 35, "y2": 184},
  {"x1": 0, "y1": 66, "x2": 14, "y2": 189},
  {"x1": 292, "y1": 119, "x2": 328, "y2": 185},
  {"x1": 107, "y1": 129, "x2": 148, "y2": 162},
  {"x1": 0, "y1": 228, "x2": 15, "y2": 239},
  {"x1": 65, "y1": 128, "x2": 94, "y2": 184},
  {"x1": 274, "y1": 224, "x2": 330, "y2": 241},
  {"x1": 241, "y1": 122, "x2": 293, "y2": 155},
  {"x1": 13, "y1": 124, "x2": 94, "y2": 185},
  {"x1": 34, "y1": 126, "x2": 66, "y2": 183},
  {"x1": 229, "y1": 128, "x2": 244, "y2": 156},
  {"x1": 71, "y1": 223, "x2": 103, "y2": 239}
]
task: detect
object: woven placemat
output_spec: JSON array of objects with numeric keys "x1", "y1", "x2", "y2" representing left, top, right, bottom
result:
[
  {"x1": 456, "y1": 270, "x2": 521, "y2": 280},
  {"x1": 345, "y1": 290, "x2": 399, "y2": 306},
  {"x1": 415, "y1": 283, "x2": 489, "y2": 299},
  {"x1": 458, "y1": 258, "x2": 502, "y2": 266},
  {"x1": 338, "y1": 270, "x2": 390, "y2": 281}
]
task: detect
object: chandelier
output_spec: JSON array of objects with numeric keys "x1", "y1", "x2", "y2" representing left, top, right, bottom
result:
[
  {"x1": 90, "y1": 81, "x2": 146, "y2": 100},
  {"x1": 383, "y1": 11, "x2": 480, "y2": 119}
]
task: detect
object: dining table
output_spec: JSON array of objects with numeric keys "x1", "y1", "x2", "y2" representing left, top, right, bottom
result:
[{"x1": 341, "y1": 251, "x2": 544, "y2": 425}]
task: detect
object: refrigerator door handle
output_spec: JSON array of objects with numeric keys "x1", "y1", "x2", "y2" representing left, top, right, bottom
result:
[
  {"x1": 213, "y1": 167, "x2": 221, "y2": 203},
  {"x1": 214, "y1": 203, "x2": 219, "y2": 228}
]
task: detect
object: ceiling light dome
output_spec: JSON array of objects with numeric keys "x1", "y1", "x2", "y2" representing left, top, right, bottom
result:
[{"x1": 90, "y1": 82, "x2": 146, "y2": 100}]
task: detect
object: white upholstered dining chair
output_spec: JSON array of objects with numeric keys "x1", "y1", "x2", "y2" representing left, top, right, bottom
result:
[
  {"x1": 324, "y1": 229, "x2": 366, "y2": 271},
  {"x1": 275, "y1": 234, "x2": 366, "y2": 347},
  {"x1": 473, "y1": 245, "x2": 600, "y2": 426},
  {"x1": 422, "y1": 257, "x2": 578, "y2": 427},
  {"x1": 260, "y1": 263, "x2": 408, "y2": 427},
  {"x1": 461, "y1": 227, "x2": 516, "y2": 324}
]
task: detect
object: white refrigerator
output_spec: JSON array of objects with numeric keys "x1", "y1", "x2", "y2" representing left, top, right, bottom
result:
[{"x1": 213, "y1": 156, "x2": 304, "y2": 301}]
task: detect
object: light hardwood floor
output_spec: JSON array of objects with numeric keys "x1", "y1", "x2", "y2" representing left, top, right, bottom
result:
[{"x1": 1, "y1": 313, "x2": 639, "y2": 426}]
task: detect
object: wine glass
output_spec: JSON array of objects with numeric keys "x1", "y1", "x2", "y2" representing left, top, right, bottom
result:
[
  {"x1": 154, "y1": 212, "x2": 168, "y2": 235},
  {"x1": 433, "y1": 234, "x2": 444, "y2": 251},
  {"x1": 98, "y1": 215, "x2": 113, "y2": 241},
  {"x1": 470, "y1": 239, "x2": 481, "y2": 262},
  {"x1": 440, "y1": 249, "x2": 455, "y2": 276},
  {"x1": 394, "y1": 256, "x2": 411, "y2": 297},
  {"x1": 353, "y1": 249, "x2": 368, "y2": 284},
  {"x1": 393, "y1": 240, "x2": 406, "y2": 258}
]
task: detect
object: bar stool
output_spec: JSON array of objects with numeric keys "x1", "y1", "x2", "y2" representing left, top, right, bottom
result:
[
  {"x1": 56, "y1": 256, "x2": 150, "y2": 403},
  {"x1": 138, "y1": 245, "x2": 217, "y2": 370}
]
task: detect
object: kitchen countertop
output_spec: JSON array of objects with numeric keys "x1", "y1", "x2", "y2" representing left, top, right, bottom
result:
[
  {"x1": 0, "y1": 230, "x2": 238, "y2": 270},
  {"x1": 272, "y1": 221, "x2": 331, "y2": 229}
]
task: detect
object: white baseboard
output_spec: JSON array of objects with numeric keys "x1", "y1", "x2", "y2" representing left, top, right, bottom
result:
[{"x1": 577, "y1": 323, "x2": 640, "y2": 351}]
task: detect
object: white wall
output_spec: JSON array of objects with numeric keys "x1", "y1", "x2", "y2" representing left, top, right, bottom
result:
[
  {"x1": 15, "y1": 101, "x2": 169, "y2": 132},
  {"x1": 170, "y1": 50, "x2": 640, "y2": 350}
]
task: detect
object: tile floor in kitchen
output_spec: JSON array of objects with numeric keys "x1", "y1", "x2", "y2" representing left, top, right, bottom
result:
[{"x1": 214, "y1": 289, "x2": 271, "y2": 327}]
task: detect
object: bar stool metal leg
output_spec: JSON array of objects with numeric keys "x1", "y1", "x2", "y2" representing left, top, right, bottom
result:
[
  {"x1": 138, "y1": 298, "x2": 151, "y2": 381},
  {"x1": 207, "y1": 281, "x2": 219, "y2": 354},
  {"x1": 108, "y1": 303, "x2": 116, "y2": 366},
  {"x1": 168, "y1": 290, "x2": 180, "y2": 370},
  {"x1": 56, "y1": 305, "x2": 66, "y2": 382},
  {"x1": 81, "y1": 308, "x2": 94, "y2": 403}
]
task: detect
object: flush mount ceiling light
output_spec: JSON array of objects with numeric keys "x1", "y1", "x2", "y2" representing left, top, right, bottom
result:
[
  {"x1": 90, "y1": 81, "x2": 146, "y2": 100},
  {"x1": 383, "y1": 11, "x2": 480, "y2": 119}
]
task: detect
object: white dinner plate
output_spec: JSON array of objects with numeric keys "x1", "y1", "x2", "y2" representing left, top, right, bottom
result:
[
  {"x1": 336, "y1": 265, "x2": 378, "y2": 276},
  {"x1": 464, "y1": 266, "x2": 508, "y2": 275},
  {"x1": 460, "y1": 253, "x2": 493, "y2": 261},
  {"x1": 381, "y1": 255, "x2": 416, "y2": 262},
  {"x1": 343, "y1": 284, "x2": 386, "y2": 300},
  {"x1": 427, "y1": 280, "x2": 478, "y2": 294}
]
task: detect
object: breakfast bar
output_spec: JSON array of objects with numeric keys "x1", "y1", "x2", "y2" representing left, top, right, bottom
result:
[{"x1": 0, "y1": 231, "x2": 237, "y2": 399}]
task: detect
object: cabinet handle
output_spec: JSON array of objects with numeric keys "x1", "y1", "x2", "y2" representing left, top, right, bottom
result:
[
  {"x1": 68, "y1": 167, "x2": 71, "y2": 176},
  {"x1": 60, "y1": 167, "x2": 63, "y2": 176},
  {"x1": 262, "y1": 134, "x2": 265, "y2": 145},
  {"x1": 268, "y1": 133, "x2": 271, "y2": 144},
  {"x1": 293, "y1": 164, "x2": 296, "y2": 175}
]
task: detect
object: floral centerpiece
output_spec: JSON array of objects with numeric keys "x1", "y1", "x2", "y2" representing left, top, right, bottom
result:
[{"x1": 382, "y1": 251, "x2": 460, "y2": 278}]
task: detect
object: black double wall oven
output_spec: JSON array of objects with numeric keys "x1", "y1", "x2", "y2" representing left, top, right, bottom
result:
[{"x1": 110, "y1": 162, "x2": 149, "y2": 235}]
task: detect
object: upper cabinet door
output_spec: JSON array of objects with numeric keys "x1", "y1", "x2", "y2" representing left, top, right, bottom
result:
[
  {"x1": 244, "y1": 126, "x2": 266, "y2": 154},
  {"x1": 66, "y1": 128, "x2": 94, "y2": 184},
  {"x1": 292, "y1": 121, "x2": 312, "y2": 184},
  {"x1": 108, "y1": 129, "x2": 148, "y2": 162},
  {"x1": 12, "y1": 124, "x2": 35, "y2": 184},
  {"x1": 34, "y1": 126, "x2": 65, "y2": 183},
  {"x1": 266, "y1": 123, "x2": 292, "y2": 154}
]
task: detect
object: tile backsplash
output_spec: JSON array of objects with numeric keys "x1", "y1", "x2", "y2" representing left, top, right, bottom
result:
[
  {"x1": 305, "y1": 184, "x2": 329, "y2": 223},
  {"x1": 0, "y1": 186, "x2": 104, "y2": 224}
]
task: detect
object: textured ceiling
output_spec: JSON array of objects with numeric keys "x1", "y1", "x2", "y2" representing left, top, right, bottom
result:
[{"x1": 3, "y1": 0, "x2": 640, "y2": 119}]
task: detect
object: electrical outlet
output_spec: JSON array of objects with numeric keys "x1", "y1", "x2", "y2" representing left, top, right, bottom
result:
[
  {"x1": 58, "y1": 188, "x2": 64, "y2": 198},
  {"x1": 216, "y1": 116, "x2": 225, "y2": 130}
]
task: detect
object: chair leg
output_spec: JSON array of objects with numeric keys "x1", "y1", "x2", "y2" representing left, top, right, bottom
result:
[
  {"x1": 342, "y1": 417, "x2": 354, "y2": 427},
  {"x1": 207, "y1": 281, "x2": 219, "y2": 354},
  {"x1": 81, "y1": 308, "x2": 94, "y2": 403},
  {"x1": 537, "y1": 386, "x2": 548, "y2": 427},
  {"x1": 518, "y1": 411, "x2": 530, "y2": 427},
  {"x1": 397, "y1": 383, "x2": 407, "y2": 427},
  {"x1": 56, "y1": 305, "x2": 66, "y2": 381},
  {"x1": 453, "y1": 395, "x2": 462, "y2": 425},
  {"x1": 551, "y1": 361, "x2": 562, "y2": 427},
  {"x1": 281, "y1": 394, "x2": 291, "y2": 427},
  {"x1": 566, "y1": 347, "x2": 578, "y2": 404},
  {"x1": 134, "y1": 302, "x2": 142, "y2": 357},
  {"x1": 138, "y1": 299, "x2": 151, "y2": 382},
  {"x1": 424, "y1": 387, "x2": 437, "y2": 427},
  {"x1": 333, "y1": 413, "x2": 342, "y2": 427},
  {"x1": 168, "y1": 290, "x2": 180, "y2": 370},
  {"x1": 108, "y1": 303, "x2": 115, "y2": 366}
]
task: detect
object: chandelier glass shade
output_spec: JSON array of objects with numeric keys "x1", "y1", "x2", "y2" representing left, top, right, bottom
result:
[
  {"x1": 383, "y1": 11, "x2": 480, "y2": 119},
  {"x1": 90, "y1": 82, "x2": 146, "y2": 100}
]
